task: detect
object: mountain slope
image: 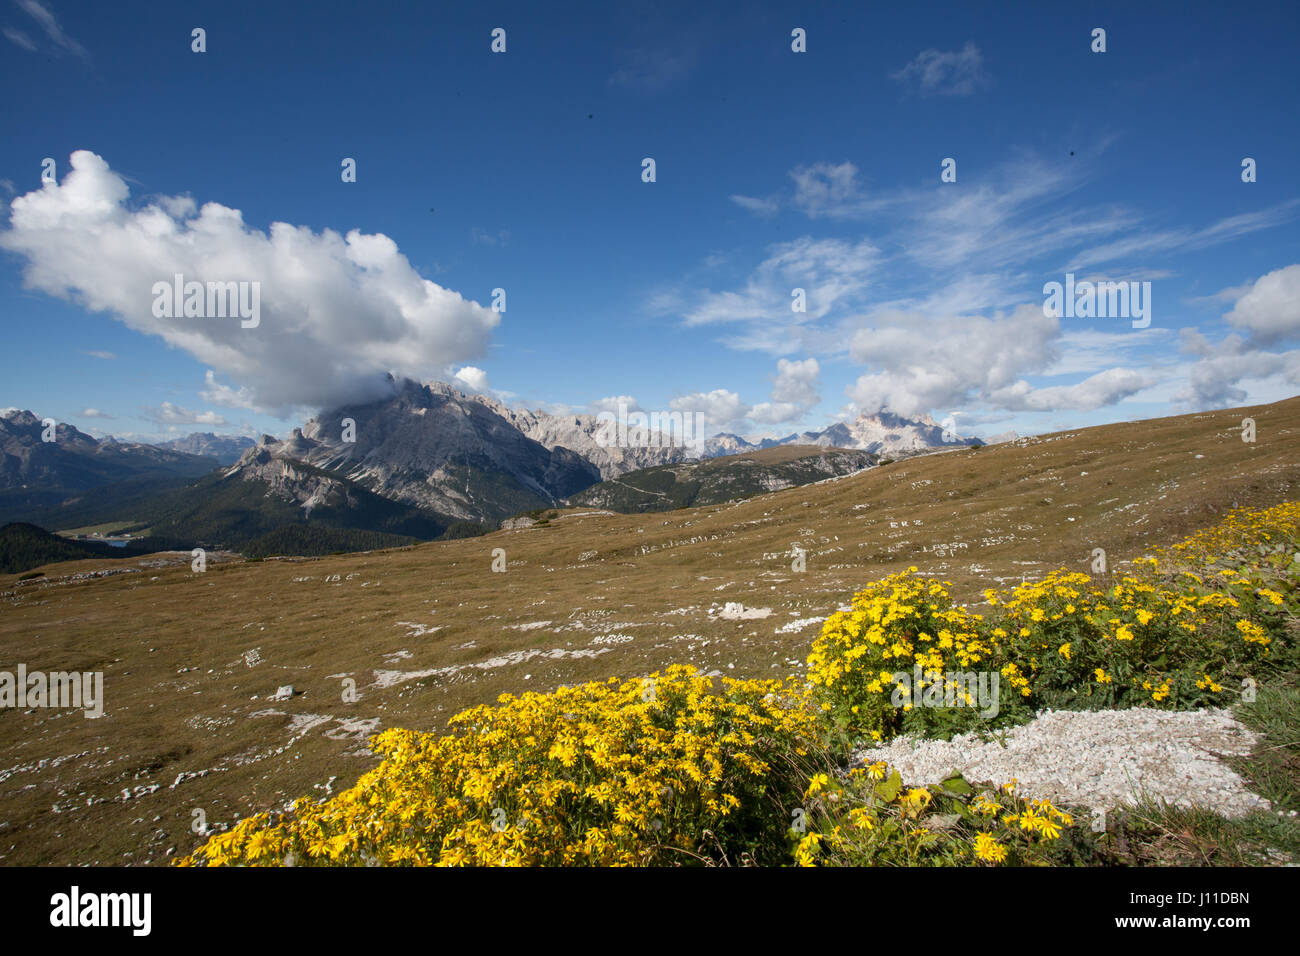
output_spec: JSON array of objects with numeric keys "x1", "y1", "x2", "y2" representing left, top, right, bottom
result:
[
  {"x1": 568, "y1": 446, "x2": 875, "y2": 514},
  {"x1": 0, "y1": 410, "x2": 217, "y2": 490},
  {"x1": 1, "y1": 394, "x2": 1297, "y2": 864},
  {"x1": 228, "y1": 378, "x2": 602, "y2": 525}
]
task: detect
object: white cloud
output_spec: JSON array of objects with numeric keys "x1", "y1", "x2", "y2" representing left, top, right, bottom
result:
[
  {"x1": 453, "y1": 366, "x2": 490, "y2": 392},
  {"x1": 80, "y1": 349, "x2": 115, "y2": 360},
  {"x1": 1168, "y1": 267, "x2": 1300, "y2": 409},
  {"x1": 142, "y1": 402, "x2": 227, "y2": 426},
  {"x1": 590, "y1": 395, "x2": 642, "y2": 415},
  {"x1": 200, "y1": 369, "x2": 257, "y2": 409},
  {"x1": 769, "y1": 356, "x2": 820, "y2": 408},
  {"x1": 3, "y1": 26, "x2": 35, "y2": 50},
  {"x1": 988, "y1": 367, "x2": 1156, "y2": 412},
  {"x1": 891, "y1": 42, "x2": 989, "y2": 97},
  {"x1": 847, "y1": 305, "x2": 1063, "y2": 417},
  {"x1": 80, "y1": 407, "x2": 112, "y2": 419},
  {"x1": 1068, "y1": 201, "x2": 1300, "y2": 272},
  {"x1": 0, "y1": 150, "x2": 500, "y2": 417},
  {"x1": 731, "y1": 162, "x2": 885, "y2": 221},
  {"x1": 1223, "y1": 264, "x2": 1300, "y2": 345},
  {"x1": 684, "y1": 236, "x2": 879, "y2": 326},
  {"x1": 729, "y1": 194, "x2": 780, "y2": 217},
  {"x1": 670, "y1": 388, "x2": 748, "y2": 433},
  {"x1": 15, "y1": 0, "x2": 87, "y2": 60},
  {"x1": 790, "y1": 162, "x2": 880, "y2": 219}
]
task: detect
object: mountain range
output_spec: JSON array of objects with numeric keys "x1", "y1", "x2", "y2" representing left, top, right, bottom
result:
[
  {"x1": 0, "y1": 380, "x2": 984, "y2": 550},
  {"x1": 154, "y1": 432, "x2": 256, "y2": 464}
]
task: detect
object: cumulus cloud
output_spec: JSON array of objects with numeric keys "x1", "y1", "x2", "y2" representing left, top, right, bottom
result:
[
  {"x1": 848, "y1": 305, "x2": 1064, "y2": 417},
  {"x1": 199, "y1": 369, "x2": 256, "y2": 409},
  {"x1": 590, "y1": 395, "x2": 642, "y2": 415},
  {"x1": 752, "y1": 357, "x2": 821, "y2": 422},
  {"x1": 1170, "y1": 267, "x2": 1300, "y2": 409},
  {"x1": 664, "y1": 358, "x2": 822, "y2": 432},
  {"x1": 790, "y1": 162, "x2": 880, "y2": 219},
  {"x1": 670, "y1": 388, "x2": 749, "y2": 433},
  {"x1": 891, "y1": 42, "x2": 989, "y2": 96},
  {"x1": 142, "y1": 402, "x2": 226, "y2": 426},
  {"x1": 988, "y1": 367, "x2": 1155, "y2": 412},
  {"x1": 453, "y1": 366, "x2": 490, "y2": 392},
  {"x1": 1223, "y1": 264, "x2": 1300, "y2": 345},
  {"x1": 0, "y1": 151, "x2": 500, "y2": 417},
  {"x1": 80, "y1": 407, "x2": 112, "y2": 419}
]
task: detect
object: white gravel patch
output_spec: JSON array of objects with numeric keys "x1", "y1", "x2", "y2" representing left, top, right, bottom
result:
[
  {"x1": 853, "y1": 707, "x2": 1270, "y2": 818},
  {"x1": 717, "y1": 603, "x2": 772, "y2": 620}
]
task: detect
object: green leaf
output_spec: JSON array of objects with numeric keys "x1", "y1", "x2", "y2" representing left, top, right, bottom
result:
[
  {"x1": 940, "y1": 771, "x2": 973, "y2": 795},
  {"x1": 876, "y1": 770, "x2": 903, "y2": 803}
]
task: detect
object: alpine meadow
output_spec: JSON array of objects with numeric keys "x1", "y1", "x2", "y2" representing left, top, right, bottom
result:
[{"x1": 1, "y1": 0, "x2": 1298, "y2": 935}]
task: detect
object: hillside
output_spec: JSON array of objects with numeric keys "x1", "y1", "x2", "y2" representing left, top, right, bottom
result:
[
  {"x1": 568, "y1": 445, "x2": 875, "y2": 513},
  {"x1": 0, "y1": 396, "x2": 1296, "y2": 865},
  {"x1": 0, "y1": 411, "x2": 220, "y2": 525},
  {"x1": 0, "y1": 522, "x2": 197, "y2": 574}
]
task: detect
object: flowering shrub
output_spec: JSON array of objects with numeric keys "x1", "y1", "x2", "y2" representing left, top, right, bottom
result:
[
  {"x1": 805, "y1": 503, "x2": 1297, "y2": 740},
  {"x1": 805, "y1": 569, "x2": 1026, "y2": 743},
  {"x1": 180, "y1": 666, "x2": 826, "y2": 867},
  {"x1": 796, "y1": 763, "x2": 1084, "y2": 867},
  {"x1": 992, "y1": 503, "x2": 1297, "y2": 710}
]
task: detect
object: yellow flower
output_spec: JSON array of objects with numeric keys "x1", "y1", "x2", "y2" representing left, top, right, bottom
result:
[{"x1": 973, "y1": 832, "x2": 1007, "y2": 863}]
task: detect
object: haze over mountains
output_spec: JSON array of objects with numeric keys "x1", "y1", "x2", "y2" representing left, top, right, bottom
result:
[{"x1": 154, "y1": 432, "x2": 256, "y2": 465}]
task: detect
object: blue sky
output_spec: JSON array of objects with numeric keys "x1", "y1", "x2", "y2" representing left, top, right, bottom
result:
[{"x1": 1, "y1": 0, "x2": 1298, "y2": 444}]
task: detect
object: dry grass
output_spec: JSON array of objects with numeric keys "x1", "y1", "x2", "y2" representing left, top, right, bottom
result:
[{"x1": 1, "y1": 397, "x2": 1297, "y2": 865}]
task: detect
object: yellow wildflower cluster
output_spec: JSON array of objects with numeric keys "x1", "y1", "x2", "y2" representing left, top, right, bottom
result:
[
  {"x1": 180, "y1": 666, "x2": 825, "y2": 867},
  {"x1": 805, "y1": 503, "x2": 1296, "y2": 738},
  {"x1": 806, "y1": 568, "x2": 995, "y2": 739}
]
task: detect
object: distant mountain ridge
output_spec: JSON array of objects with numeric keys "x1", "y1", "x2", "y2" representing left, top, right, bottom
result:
[
  {"x1": 226, "y1": 378, "x2": 602, "y2": 527},
  {"x1": 0, "y1": 409, "x2": 216, "y2": 491},
  {"x1": 567, "y1": 445, "x2": 876, "y2": 515},
  {"x1": 0, "y1": 380, "x2": 983, "y2": 552},
  {"x1": 705, "y1": 410, "x2": 977, "y2": 459},
  {"x1": 153, "y1": 432, "x2": 255, "y2": 464}
]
